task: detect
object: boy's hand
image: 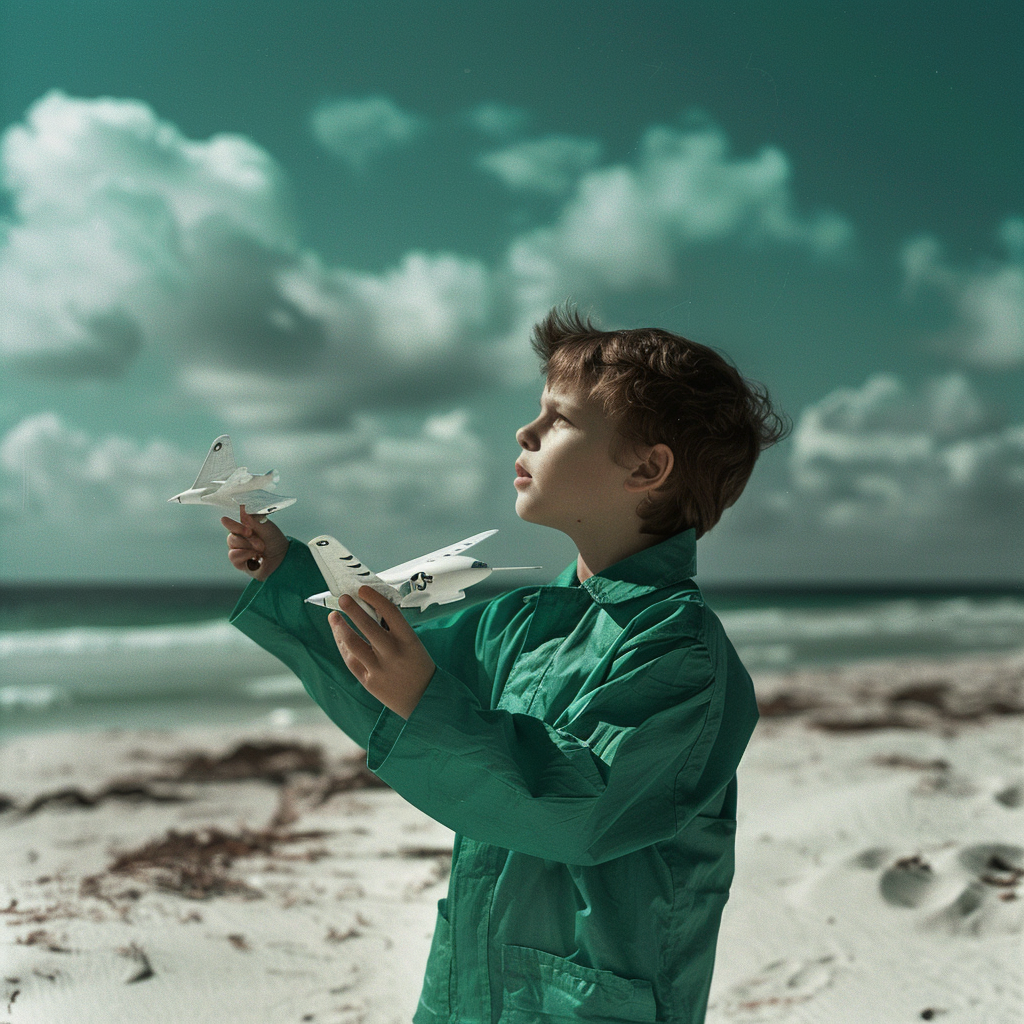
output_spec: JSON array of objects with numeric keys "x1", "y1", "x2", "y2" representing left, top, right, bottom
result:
[
  {"x1": 329, "y1": 587, "x2": 435, "y2": 720},
  {"x1": 221, "y1": 506, "x2": 289, "y2": 581}
]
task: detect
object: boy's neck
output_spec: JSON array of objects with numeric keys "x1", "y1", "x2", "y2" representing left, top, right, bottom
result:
[{"x1": 574, "y1": 531, "x2": 662, "y2": 583}]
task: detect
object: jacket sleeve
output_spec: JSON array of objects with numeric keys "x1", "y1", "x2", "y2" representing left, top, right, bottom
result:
[
  {"x1": 229, "y1": 539, "x2": 502, "y2": 749},
  {"x1": 365, "y1": 631, "x2": 758, "y2": 866}
]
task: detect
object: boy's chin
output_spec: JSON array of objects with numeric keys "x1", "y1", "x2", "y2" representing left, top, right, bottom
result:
[
  {"x1": 515, "y1": 496, "x2": 568, "y2": 534},
  {"x1": 514, "y1": 494, "x2": 545, "y2": 526}
]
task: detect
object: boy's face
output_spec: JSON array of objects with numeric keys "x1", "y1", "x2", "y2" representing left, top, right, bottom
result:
[{"x1": 514, "y1": 383, "x2": 637, "y2": 535}]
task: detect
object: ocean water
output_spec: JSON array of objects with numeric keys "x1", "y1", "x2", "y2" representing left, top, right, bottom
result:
[{"x1": 1, "y1": 583, "x2": 1022, "y2": 737}]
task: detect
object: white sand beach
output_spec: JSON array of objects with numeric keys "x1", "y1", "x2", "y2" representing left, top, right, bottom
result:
[{"x1": 2, "y1": 649, "x2": 1022, "y2": 1024}]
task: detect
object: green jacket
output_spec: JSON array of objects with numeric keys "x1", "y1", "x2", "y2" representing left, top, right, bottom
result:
[{"x1": 230, "y1": 529, "x2": 758, "y2": 1024}]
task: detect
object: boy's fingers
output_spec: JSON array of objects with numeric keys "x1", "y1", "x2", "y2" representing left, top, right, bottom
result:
[
  {"x1": 228, "y1": 551, "x2": 259, "y2": 572},
  {"x1": 221, "y1": 515, "x2": 255, "y2": 539},
  {"x1": 359, "y1": 587, "x2": 409, "y2": 635},
  {"x1": 227, "y1": 532, "x2": 261, "y2": 551},
  {"x1": 355, "y1": 587, "x2": 403, "y2": 634},
  {"x1": 339, "y1": 594, "x2": 392, "y2": 644},
  {"x1": 329, "y1": 610, "x2": 375, "y2": 660}
]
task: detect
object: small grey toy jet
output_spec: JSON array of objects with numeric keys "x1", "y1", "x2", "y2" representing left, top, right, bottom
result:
[
  {"x1": 305, "y1": 530, "x2": 540, "y2": 618},
  {"x1": 168, "y1": 434, "x2": 296, "y2": 516}
]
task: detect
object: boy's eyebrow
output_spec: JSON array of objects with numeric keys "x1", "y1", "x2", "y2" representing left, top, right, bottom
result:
[{"x1": 540, "y1": 391, "x2": 581, "y2": 415}]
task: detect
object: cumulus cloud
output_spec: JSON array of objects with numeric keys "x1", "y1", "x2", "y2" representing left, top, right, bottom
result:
[
  {"x1": 902, "y1": 217, "x2": 1024, "y2": 369},
  {"x1": 463, "y1": 102, "x2": 531, "y2": 141},
  {"x1": 0, "y1": 92, "x2": 492, "y2": 426},
  {"x1": 318, "y1": 409, "x2": 487, "y2": 523},
  {"x1": 0, "y1": 413, "x2": 195, "y2": 521},
  {"x1": 0, "y1": 408, "x2": 487, "y2": 541},
  {"x1": 492, "y1": 118, "x2": 854, "y2": 378},
  {"x1": 504, "y1": 120, "x2": 852, "y2": 303},
  {"x1": 0, "y1": 95, "x2": 858, "y2": 430},
  {"x1": 786, "y1": 373, "x2": 1023, "y2": 532},
  {"x1": 343, "y1": 252, "x2": 492, "y2": 359},
  {"x1": 477, "y1": 135, "x2": 602, "y2": 196},
  {"x1": 0, "y1": 90, "x2": 307, "y2": 378},
  {"x1": 309, "y1": 95, "x2": 426, "y2": 171}
]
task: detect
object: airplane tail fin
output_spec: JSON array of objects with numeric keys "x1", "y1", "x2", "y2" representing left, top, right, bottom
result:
[{"x1": 192, "y1": 435, "x2": 236, "y2": 489}]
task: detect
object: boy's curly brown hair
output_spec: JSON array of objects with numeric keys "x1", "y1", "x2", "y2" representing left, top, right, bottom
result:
[{"x1": 532, "y1": 305, "x2": 790, "y2": 539}]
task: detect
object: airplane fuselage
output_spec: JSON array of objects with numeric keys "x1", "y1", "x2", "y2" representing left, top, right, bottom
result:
[
  {"x1": 306, "y1": 557, "x2": 494, "y2": 612},
  {"x1": 169, "y1": 468, "x2": 274, "y2": 506}
]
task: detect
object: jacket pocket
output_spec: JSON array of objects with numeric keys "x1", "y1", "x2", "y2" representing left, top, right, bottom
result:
[
  {"x1": 499, "y1": 944, "x2": 657, "y2": 1023},
  {"x1": 414, "y1": 899, "x2": 452, "y2": 1022}
]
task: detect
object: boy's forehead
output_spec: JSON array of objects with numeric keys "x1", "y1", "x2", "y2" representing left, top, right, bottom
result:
[{"x1": 542, "y1": 382, "x2": 591, "y2": 410}]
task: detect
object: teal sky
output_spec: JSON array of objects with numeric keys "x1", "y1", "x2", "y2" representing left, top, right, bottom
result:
[{"x1": 1, "y1": 1, "x2": 1021, "y2": 583}]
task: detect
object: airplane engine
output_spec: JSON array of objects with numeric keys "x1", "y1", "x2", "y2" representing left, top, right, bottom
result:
[{"x1": 397, "y1": 560, "x2": 493, "y2": 610}]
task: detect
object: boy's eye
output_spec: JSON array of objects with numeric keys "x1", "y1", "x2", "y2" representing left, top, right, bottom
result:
[{"x1": 538, "y1": 400, "x2": 573, "y2": 426}]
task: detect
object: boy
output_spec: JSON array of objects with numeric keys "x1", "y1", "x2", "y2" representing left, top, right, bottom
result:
[{"x1": 223, "y1": 306, "x2": 788, "y2": 1023}]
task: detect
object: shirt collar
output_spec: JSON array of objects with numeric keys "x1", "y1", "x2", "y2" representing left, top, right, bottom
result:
[{"x1": 548, "y1": 529, "x2": 697, "y2": 605}]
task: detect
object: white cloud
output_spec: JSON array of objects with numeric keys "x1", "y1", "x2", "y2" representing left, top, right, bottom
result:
[
  {"x1": 902, "y1": 217, "x2": 1024, "y2": 369},
  {"x1": 319, "y1": 409, "x2": 486, "y2": 522},
  {"x1": 309, "y1": 95, "x2": 425, "y2": 171},
  {"x1": 705, "y1": 372, "x2": 1023, "y2": 580},
  {"x1": 787, "y1": 373, "x2": 1023, "y2": 531},
  {"x1": 1, "y1": 93, "x2": 293, "y2": 244},
  {"x1": 0, "y1": 413, "x2": 194, "y2": 521},
  {"x1": 342, "y1": 251, "x2": 492, "y2": 359},
  {"x1": 463, "y1": 102, "x2": 531, "y2": 141},
  {"x1": 0, "y1": 408, "x2": 487, "y2": 541},
  {"x1": 477, "y1": 135, "x2": 602, "y2": 196},
  {"x1": 504, "y1": 120, "x2": 853, "y2": 307},
  {"x1": 492, "y1": 118, "x2": 854, "y2": 381},
  {"x1": 0, "y1": 95, "x2": 858, "y2": 429},
  {"x1": 0, "y1": 92, "x2": 491, "y2": 426},
  {"x1": 0, "y1": 90, "x2": 304, "y2": 377}
]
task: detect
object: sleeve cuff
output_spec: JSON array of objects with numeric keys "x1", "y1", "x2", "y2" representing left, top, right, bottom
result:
[
  {"x1": 229, "y1": 539, "x2": 318, "y2": 623},
  {"x1": 365, "y1": 664, "x2": 473, "y2": 773}
]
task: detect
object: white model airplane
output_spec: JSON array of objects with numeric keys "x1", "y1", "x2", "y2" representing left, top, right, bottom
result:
[
  {"x1": 168, "y1": 434, "x2": 296, "y2": 516},
  {"x1": 305, "y1": 530, "x2": 540, "y2": 618}
]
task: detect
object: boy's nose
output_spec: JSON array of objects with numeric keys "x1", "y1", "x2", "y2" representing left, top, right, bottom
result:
[{"x1": 516, "y1": 426, "x2": 538, "y2": 451}]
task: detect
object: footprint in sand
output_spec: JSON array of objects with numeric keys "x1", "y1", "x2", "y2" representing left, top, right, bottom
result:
[
  {"x1": 931, "y1": 844, "x2": 1024, "y2": 936},
  {"x1": 873, "y1": 843, "x2": 1023, "y2": 935},
  {"x1": 879, "y1": 854, "x2": 937, "y2": 908},
  {"x1": 994, "y1": 782, "x2": 1023, "y2": 808}
]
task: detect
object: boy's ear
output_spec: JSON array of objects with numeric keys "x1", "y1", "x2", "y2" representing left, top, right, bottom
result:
[{"x1": 624, "y1": 443, "x2": 674, "y2": 493}]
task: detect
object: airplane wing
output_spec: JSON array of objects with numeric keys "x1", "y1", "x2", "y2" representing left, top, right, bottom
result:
[
  {"x1": 233, "y1": 489, "x2": 297, "y2": 515},
  {"x1": 191, "y1": 435, "x2": 236, "y2": 489},
  {"x1": 379, "y1": 530, "x2": 498, "y2": 583},
  {"x1": 308, "y1": 536, "x2": 401, "y2": 615}
]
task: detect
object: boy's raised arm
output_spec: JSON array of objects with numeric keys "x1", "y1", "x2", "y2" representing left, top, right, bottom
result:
[{"x1": 229, "y1": 541, "x2": 499, "y2": 751}]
